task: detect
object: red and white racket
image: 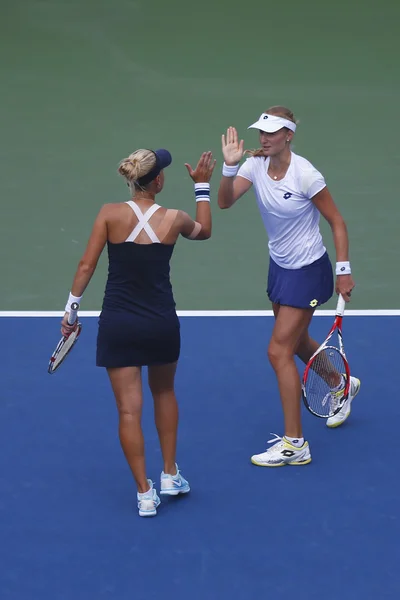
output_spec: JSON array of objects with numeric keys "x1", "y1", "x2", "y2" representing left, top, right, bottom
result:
[{"x1": 302, "y1": 294, "x2": 350, "y2": 418}]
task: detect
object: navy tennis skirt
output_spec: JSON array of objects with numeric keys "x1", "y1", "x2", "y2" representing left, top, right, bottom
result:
[
  {"x1": 267, "y1": 252, "x2": 334, "y2": 309},
  {"x1": 96, "y1": 311, "x2": 180, "y2": 368}
]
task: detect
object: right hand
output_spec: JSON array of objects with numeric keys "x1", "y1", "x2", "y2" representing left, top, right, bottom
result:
[
  {"x1": 185, "y1": 151, "x2": 216, "y2": 183},
  {"x1": 222, "y1": 127, "x2": 244, "y2": 166},
  {"x1": 61, "y1": 312, "x2": 78, "y2": 337}
]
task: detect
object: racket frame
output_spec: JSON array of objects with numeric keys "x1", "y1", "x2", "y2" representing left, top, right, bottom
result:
[
  {"x1": 47, "y1": 302, "x2": 82, "y2": 374},
  {"x1": 302, "y1": 295, "x2": 351, "y2": 418}
]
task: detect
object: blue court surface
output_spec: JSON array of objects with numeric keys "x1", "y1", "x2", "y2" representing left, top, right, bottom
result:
[{"x1": 0, "y1": 315, "x2": 399, "y2": 599}]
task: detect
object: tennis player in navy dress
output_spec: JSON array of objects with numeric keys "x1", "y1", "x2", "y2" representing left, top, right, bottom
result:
[
  {"x1": 218, "y1": 106, "x2": 360, "y2": 467},
  {"x1": 96, "y1": 201, "x2": 181, "y2": 369},
  {"x1": 61, "y1": 148, "x2": 216, "y2": 517}
]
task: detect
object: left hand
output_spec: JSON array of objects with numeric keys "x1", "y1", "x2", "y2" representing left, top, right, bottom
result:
[
  {"x1": 184, "y1": 151, "x2": 216, "y2": 183},
  {"x1": 336, "y1": 274, "x2": 355, "y2": 302},
  {"x1": 61, "y1": 312, "x2": 78, "y2": 337}
]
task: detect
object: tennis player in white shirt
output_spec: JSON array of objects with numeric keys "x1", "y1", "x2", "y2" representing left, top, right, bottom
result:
[{"x1": 218, "y1": 105, "x2": 361, "y2": 466}]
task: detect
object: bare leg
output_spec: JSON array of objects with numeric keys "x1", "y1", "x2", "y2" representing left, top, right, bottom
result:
[
  {"x1": 275, "y1": 304, "x2": 340, "y2": 387},
  {"x1": 274, "y1": 302, "x2": 320, "y2": 367},
  {"x1": 268, "y1": 305, "x2": 315, "y2": 438},
  {"x1": 148, "y1": 362, "x2": 179, "y2": 475},
  {"x1": 296, "y1": 330, "x2": 319, "y2": 364},
  {"x1": 296, "y1": 326, "x2": 342, "y2": 388},
  {"x1": 107, "y1": 366, "x2": 149, "y2": 493}
]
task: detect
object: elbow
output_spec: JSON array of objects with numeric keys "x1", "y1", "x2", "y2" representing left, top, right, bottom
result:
[
  {"x1": 217, "y1": 200, "x2": 230, "y2": 210},
  {"x1": 202, "y1": 227, "x2": 212, "y2": 240},
  {"x1": 217, "y1": 194, "x2": 230, "y2": 209},
  {"x1": 78, "y1": 259, "x2": 96, "y2": 274},
  {"x1": 218, "y1": 196, "x2": 233, "y2": 209},
  {"x1": 331, "y1": 215, "x2": 347, "y2": 233},
  {"x1": 198, "y1": 226, "x2": 212, "y2": 240}
]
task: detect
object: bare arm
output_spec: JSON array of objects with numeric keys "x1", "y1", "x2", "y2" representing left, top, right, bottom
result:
[
  {"x1": 312, "y1": 187, "x2": 355, "y2": 301},
  {"x1": 69, "y1": 205, "x2": 109, "y2": 296},
  {"x1": 179, "y1": 209, "x2": 211, "y2": 240},
  {"x1": 180, "y1": 151, "x2": 215, "y2": 240},
  {"x1": 218, "y1": 175, "x2": 252, "y2": 209},
  {"x1": 61, "y1": 205, "x2": 109, "y2": 334}
]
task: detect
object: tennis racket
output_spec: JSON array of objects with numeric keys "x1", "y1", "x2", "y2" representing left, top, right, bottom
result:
[
  {"x1": 47, "y1": 302, "x2": 82, "y2": 374},
  {"x1": 302, "y1": 294, "x2": 350, "y2": 418}
]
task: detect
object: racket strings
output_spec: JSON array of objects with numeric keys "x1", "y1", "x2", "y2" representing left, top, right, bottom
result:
[
  {"x1": 53, "y1": 335, "x2": 76, "y2": 366},
  {"x1": 310, "y1": 348, "x2": 344, "y2": 389},
  {"x1": 304, "y1": 346, "x2": 347, "y2": 417},
  {"x1": 48, "y1": 324, "x2": 81, "y2": 373}
]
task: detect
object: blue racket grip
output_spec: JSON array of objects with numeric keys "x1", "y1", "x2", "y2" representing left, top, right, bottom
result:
[{"x1": 67, "y1": 302, "x2": 79, "y2": 325}]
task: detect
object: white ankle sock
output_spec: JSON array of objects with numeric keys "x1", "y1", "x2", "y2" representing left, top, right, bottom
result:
[
  {"x1": 332, "y1": 374, "x2": 345, "y2": 391},
  {"x1": 138, "y1": 485, "x2": 152, "y2": 498},
  {"x1": 284, "y1": 436, "x2": 304, "y2": 447}
]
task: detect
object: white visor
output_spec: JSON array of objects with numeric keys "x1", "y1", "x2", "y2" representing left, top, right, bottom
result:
[{"x1": 248, "y1": 113, "x2": 297, "y2": 133}]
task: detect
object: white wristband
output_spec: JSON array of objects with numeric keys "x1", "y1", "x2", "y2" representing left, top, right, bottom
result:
[
  {"x1": 336, "y1": 261, "x2": 351, "y2": 275},
  {"x1": 65, "y1": 292, "x2": 82, "y2": 313},
  {"x1": 222, "y1": 162, "x2": 240, "y2": 177},
  {"x1": 194, "y1": 182, "x2": 210, "y2": 202}
]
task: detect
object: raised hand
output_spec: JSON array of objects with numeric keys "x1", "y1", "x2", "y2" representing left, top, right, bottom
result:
[
  {"x1": 221, "y1": 127, "x2": 244, "y2": 166},
  {"x1": 185, "y1": 151, "x2": 216, "y2": 183}
]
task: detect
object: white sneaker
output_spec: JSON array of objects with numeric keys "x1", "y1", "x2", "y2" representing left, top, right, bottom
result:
[
  {"x1": 251, "y1": 434, "x2": 312, "y2": 467},
  {"x1": 137, "y1": 479, "x2": 161, "y2": 517},
  {"x1": 160, "y1": 464, "x2": 190, "y2": 496},
  {"x1": 326, "y1": 376, "x2": 361, "y2": 428}
]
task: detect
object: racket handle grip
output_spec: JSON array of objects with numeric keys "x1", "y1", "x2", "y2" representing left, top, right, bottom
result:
[
  {"x1": 67, "y1": 302, "x2": 79, "y2": 325},
  {"x1": 336, "y1": 294, "x2": 346, "y2": 316}
]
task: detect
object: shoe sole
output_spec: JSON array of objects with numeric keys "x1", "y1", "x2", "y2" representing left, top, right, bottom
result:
[
  {"x1": 160, "y1": 487, "x2": 190, "y2": 496},
  {"x1": 138, "y1": 510, "x2": 158, "y2": 517},
  {"x1": 326, "y1": 379, "x2": 361, "y2": 429},
  {"x1": 138, "y1": 498, "x2": 160, "y2": 517},
  {"x1": 251, "y1": 457, "x2": 312, "y2": 467}
]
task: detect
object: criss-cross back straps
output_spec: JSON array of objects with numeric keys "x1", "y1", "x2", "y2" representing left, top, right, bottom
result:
[{"x1": 125, "y1": 201, "x2": 161, "y2": 243}]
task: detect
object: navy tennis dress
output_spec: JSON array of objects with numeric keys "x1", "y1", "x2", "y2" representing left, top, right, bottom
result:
[{"x1": 96, "y1": 202, "x2": 180, "y2": 368}]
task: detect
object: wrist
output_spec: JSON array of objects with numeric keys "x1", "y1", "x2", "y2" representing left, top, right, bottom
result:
[
  {"x1": 222, "y1": 162, "x2": 240, "y2": 177},
  {"x1": 336, "y1": 261, "x2": 351, "y2": 275},
  {"x1": 194, "y1": 182, "x2": 210, "y2": 202},
  {"x1": 65, "y1": 292, "x2": 82, "y2": 312}
]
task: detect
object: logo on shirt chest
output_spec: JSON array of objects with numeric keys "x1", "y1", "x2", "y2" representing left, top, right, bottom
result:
[{"x1": 283, "y1": 192, "x2": 292, "y2": 199}]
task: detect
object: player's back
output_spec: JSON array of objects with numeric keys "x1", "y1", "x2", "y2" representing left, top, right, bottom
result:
[
  {"x1": 96, "y1": 201, "x2": 180, "y2": 368},
  {"x1": 103, "y1": 239, "x2": 176, "y2": 317}
]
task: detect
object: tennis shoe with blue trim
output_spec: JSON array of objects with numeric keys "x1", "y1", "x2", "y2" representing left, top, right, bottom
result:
[
  {"x1": 137, "y1": 479, "x2": 160, "y2": 517},
  {"x1": 251, "y1": 434, "x2": 312, "y2": 467},
  {"x1": 160, "y1": 464, "x2": 190, "y2": 496},
  {"x1": 326, "y1": 376, "x2": 361, "y2": 428}
]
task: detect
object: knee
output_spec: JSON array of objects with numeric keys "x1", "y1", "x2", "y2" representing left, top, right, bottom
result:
[
  {"x1": 267, "y1": 340, "x2": 292, "y2": 369},
  {"x1": 267, "y1": 341, "x2": 279, "y2": 367},
  {"x1": 117, "y1": 405, "x2": 141, "y2": 421},
  {"x1": 148, "y1": 373, "x2": 175, "y2": 397},
  {"x1": 149, "y1": 383, "x2": 175, "y2": 399}
]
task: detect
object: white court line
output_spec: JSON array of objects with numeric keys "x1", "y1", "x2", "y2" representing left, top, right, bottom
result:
[{"x1": 0, "y1": 310, "x2": 400, "y2": 317}]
